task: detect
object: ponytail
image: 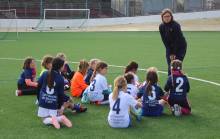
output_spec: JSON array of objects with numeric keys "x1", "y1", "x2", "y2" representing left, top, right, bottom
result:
[
  {"x1": 90, "y1": 70, "x2": 97, "y2": 83},
  {"x1": 46, "y1": 57, "x2": 64, "y2": 90},
  {"x1": 47, "y1": 70, "x2": 54, "y2": 89},
  {"x1": 112, "y1": 85, "x2": 119, "y2": 101},
  {"x1": 146, "y1": 81, "x2": 153, "y2": 96},
  {"x1": 112, "y1": 76, "x2": 127, "y2": 101},
  {"x1": 146, "y1": 67, "x2": 159, "y2": 96}
]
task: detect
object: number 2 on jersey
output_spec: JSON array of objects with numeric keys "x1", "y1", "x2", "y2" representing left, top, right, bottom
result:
[
  {"x1": 113, "y1": 98, "x2": 120, "y2": 114},
  {"x1": 176, "y1": 77, "x2": 184, "y2": 92}
]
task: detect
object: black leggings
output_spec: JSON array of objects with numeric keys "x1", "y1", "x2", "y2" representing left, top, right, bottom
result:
[
  {"x1": 168, "y1": 97, "x2": 191, "y2": 111},
  {"x1": 17, "y1": 83, "x2": 38, "y2": 95}
]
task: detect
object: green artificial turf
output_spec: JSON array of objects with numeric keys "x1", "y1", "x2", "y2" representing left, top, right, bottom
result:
[{"x1": 0, "y1": 32, "x2": 220, "y2": 139}]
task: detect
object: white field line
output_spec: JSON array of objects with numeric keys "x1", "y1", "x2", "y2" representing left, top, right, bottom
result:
[{"x1": 0, "y1": 57, "x2": 220, "y2": 87}]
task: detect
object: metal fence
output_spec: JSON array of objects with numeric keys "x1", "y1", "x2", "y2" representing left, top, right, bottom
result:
[{"x1": 0, "y1": 0, "x2": 220, "y2": 19}]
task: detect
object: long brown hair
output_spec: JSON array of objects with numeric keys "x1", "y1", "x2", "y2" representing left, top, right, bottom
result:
[
  {"x1": 112, "y1": 76, "x2": 127, "y2": 100},
  {"x1": 146, "y1": 67, "x2": 158, "y2": 96},
  {"x1": 161, "y1": 8, "x2": 174, "y2": 23},
  {"x1": 125, "y1": 61, "x2": 138, "y2": 73},
  {"x1": 47, "y1": 57, "x2": 64, "y2": 89},
  {"x1": 23, "y1": 57, "x2": 34, "y2": 69},
  {"x1": 78, "y1": 60, "x2": 89, "y2": 75},
  {"x1": 90, "y1": 61, "x2": 108, "y2": 82}
]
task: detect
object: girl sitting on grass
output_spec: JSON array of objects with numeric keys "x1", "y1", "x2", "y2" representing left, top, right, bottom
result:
[
  {"x1": 71, "y1": 60, "x2": 89, "y2": 97},
  {"x1": 16, "y1": 57, "x2": 38, "y2": 96},
  {"x1": 141, "y1": 67, "x2": 166, "y2": 117},
  {"x1": 164, "y1": 59, "x2": 191, "y2": 116},
  {"x1": 37, "y1": 57, "x2": 72, "y2": 129},
  {"x1": 84, "y1": 61, "x2": 111, "y2": 104},
  {"x1": 108, "y1": 76, "x2": 142, "y2": 128}
]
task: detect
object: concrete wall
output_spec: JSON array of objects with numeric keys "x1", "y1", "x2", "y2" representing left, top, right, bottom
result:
[{"x1": 0, "y1": 10, "x2": 220, "y2": 30}]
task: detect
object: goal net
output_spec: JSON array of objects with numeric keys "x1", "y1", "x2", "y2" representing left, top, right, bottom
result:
[
  {"x1": 35, "y1": 9, "x2": 90, "y2": 31},
  {"x1": 0, "y1": 9, "x2": 18, "y2": 40}
]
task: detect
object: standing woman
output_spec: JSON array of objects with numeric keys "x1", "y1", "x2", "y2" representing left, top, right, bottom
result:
[{"x1": 159, "y1": 9, "x2": 187, "y2": 75}]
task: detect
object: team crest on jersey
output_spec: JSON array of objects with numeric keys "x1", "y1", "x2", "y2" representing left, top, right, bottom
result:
[{"x1": 46, "y1": 82, "x2": 56, "y2": 95}]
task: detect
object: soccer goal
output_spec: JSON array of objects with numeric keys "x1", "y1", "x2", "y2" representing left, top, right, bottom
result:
[
  {"x1": 34, "y1": 9, "x2": 90, "y2": 31},
  {"x1": 0, "y1": 9, "x2": 18, "y2": 41}
]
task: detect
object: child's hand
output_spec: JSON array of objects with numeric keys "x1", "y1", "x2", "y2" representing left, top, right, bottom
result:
[{"x1": 58, "y1": 109, "x2": 64, "y2": 116}]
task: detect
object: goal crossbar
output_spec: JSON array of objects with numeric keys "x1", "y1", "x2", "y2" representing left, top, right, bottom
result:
[{"x1": 43, "y1": 9, "x2": 90, "y2": 19}]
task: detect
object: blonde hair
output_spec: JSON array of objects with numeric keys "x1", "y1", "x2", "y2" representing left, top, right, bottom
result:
[
  {"x1": 41, "y1": 55, "x2": 53, "y2": 69},
  {"x1": 78, "y1": 60, "x2": 89, "y2": 75},
  {"x1": 56, "y1": 53, "x2": 66, "y2": 61},
  {"x1": 112, "y1": 76, "x2": 127, "y2": 101},
  {"x1": 89, "y1": 58, "x2": 100, "y2": 66}
]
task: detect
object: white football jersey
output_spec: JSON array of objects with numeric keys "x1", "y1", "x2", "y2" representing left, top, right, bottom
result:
[
  {"x1": 108, "y1": 91, "x2": 138, "y2": 128},
  {"x1": 127, "y1": 84, "x2": 139, "y2": 98},
  {"x1": 87, "y1": 73, "x2": 108, "y2": 101},
  {"x1": 134, "y1": 74, "x2": 139, "y2": 83}
]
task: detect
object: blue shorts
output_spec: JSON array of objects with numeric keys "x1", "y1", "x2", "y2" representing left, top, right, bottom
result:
[{"x1": 142, "y1": 105, "x2": 163, "y2": 117}]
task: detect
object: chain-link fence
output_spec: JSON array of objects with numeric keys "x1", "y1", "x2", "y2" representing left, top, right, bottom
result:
[{"x1": 0, "y1": 0, "x2": 220, "y2": 19}]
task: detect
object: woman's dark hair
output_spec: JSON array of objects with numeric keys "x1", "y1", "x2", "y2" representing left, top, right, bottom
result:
[
  {"x1": 124, "y1": 73, "x2": 134, "y2": 84},
  {"x1": 146, "y1": 67, "x2": 158, "y2": 96},
  {"x1": 47, "y1": 57, "x2": 65, "y2": 89},
  {"x1": 23, "y1": 57, "x2": 34, "y2": 69},
  {"x1": 90, "y1": 61, "x2": 108, "y2": 82},
  {"x1": 161, "y1": 8, "x2": 173, "y2": 23},
  {"x1": 125, "y1": 61, "x2": 138, "y2": 73}
]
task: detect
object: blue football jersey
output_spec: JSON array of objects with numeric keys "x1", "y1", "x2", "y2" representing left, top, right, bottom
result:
[
  {"x1": 164, "y1": 74, "x2": 190, "y2": 100},
  {"x1": 142, "y1": 84, "x2": 164, "y2": 108},
  {"x1": 17, "y1": 68, "x2": 34, "y2": 85},
  {"x1": 38, "y1": 70, "x2": 65, "y2": 110}
]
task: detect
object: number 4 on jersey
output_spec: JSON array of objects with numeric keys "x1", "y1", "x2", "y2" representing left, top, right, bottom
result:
[{"x1": 113, "y1": 98, "x2": 120, "y2": 114}]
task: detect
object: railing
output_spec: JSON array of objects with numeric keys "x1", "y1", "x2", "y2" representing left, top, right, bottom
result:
[{"x1": 0, "y1": 0, "x2": 220, "y2": 19}]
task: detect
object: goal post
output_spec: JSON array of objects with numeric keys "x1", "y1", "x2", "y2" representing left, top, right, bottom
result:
[
  {"x1": 34, "y1": 8, "x2": 90, "y2": 31},
  {"x1": 0, "y1": 9, "x2": 19, "y2": 40}
]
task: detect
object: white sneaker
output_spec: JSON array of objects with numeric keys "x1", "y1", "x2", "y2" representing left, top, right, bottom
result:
[
  {"x1": 15, "y1": 90, "x2": 22, "y2": 96},
  {"x1": 35, "y1": 100, "x2": 39, "y2": 105},
  {"x1": 173, "y1": 104, "x2": 182, "y2": 116}
]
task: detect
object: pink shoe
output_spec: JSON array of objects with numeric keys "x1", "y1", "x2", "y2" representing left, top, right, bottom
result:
[
  {"x1": 60, "y1": 115, "x2": 72, "y2": 128},
  {"x1": 51, "y1": 117, "x2": 60, "y2": 129}
]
